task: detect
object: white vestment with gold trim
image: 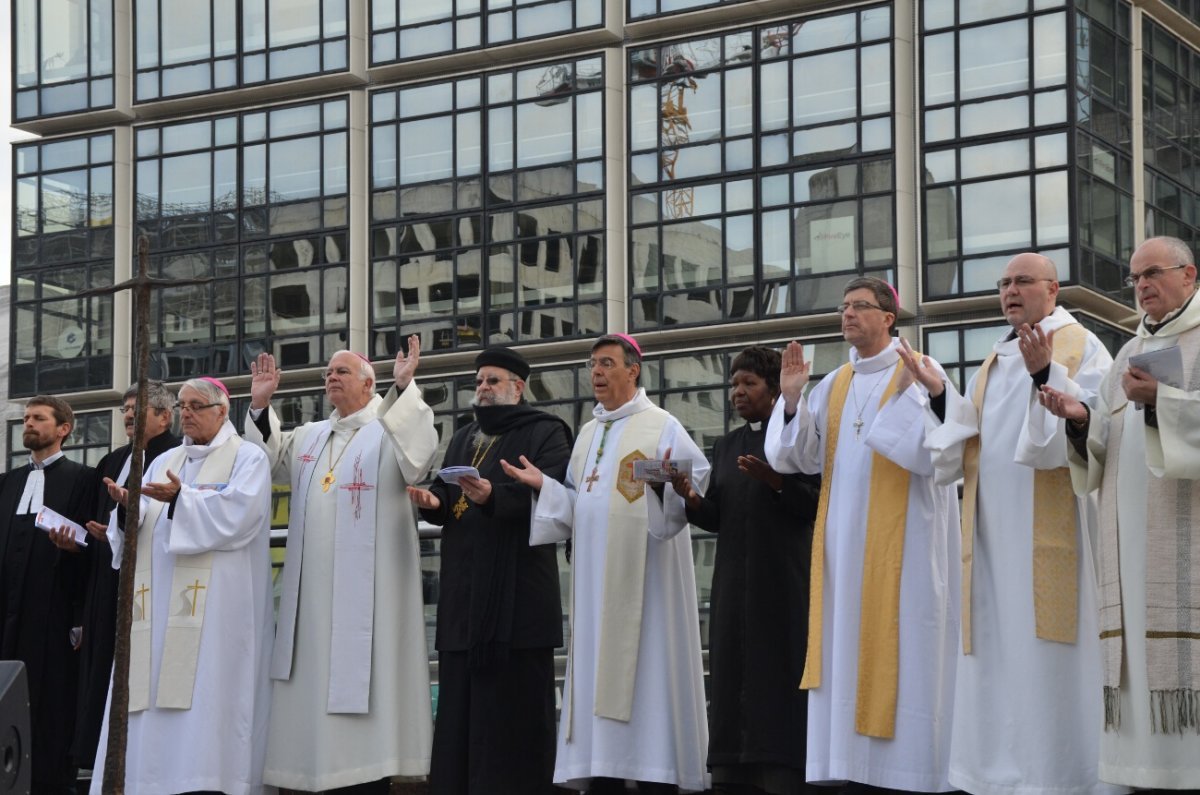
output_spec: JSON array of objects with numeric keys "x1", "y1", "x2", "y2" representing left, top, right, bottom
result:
[{"x1": 91, "y1": 422, "x2": 274, "y2": 795}]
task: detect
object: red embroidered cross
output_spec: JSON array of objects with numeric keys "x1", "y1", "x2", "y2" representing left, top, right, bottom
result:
[{"x1": 339, "y1": 453, "x2": 375, "y2": 519}]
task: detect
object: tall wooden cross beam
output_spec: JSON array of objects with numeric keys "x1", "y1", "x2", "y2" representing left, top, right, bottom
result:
[{"x1": 77, "y1": 236, "x2": 209, "y2": 793}]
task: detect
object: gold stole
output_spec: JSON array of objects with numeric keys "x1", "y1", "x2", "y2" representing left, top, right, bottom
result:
[
  {"x1": 129, "y1": 436, "x2": 241, "y2": 712},
  {"x1": 960, "y1": 323, "x2": 1087, "y2": 654},
  {"x1": 802, "y1": 360, "x2": 910, "y2": 739},
  {"x1": 564, "y1": 406, "x2": 670, "y2": 737}
]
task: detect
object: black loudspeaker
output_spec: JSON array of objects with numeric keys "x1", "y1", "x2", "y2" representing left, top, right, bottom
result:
[{"x1": 0, "y1": 661, "x2": 30, "y2": 795}]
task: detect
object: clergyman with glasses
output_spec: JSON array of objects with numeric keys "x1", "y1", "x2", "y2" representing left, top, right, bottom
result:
[
  {"x1": 246, "y1": 340, "x2": 439, "y2": 793},
  {"x1": 763, "y1": 276, "x2": 962, "y2": 792},
  {"x1": 89, "y1": 376, "x2": 274, "y2": 794},
  {"x1": 503, "y1": 333, "x2": 712, "y2": 794},
  {"x1": 924, "y1": 253, "x2": 1118, "y2": 795},
  {"x1": 1038, "y1": 235, "x2": 1200, "y2": 790},
  {"x1": 407, "y1": 345, "x2": 572, "y2": 795}
]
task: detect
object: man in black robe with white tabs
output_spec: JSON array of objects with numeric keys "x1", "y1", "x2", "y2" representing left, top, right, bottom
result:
[
  {"x1": 408, "y1": 346, "x2": 572, "y2": 795},
  {"x1": 0, "y1": 395, "x2": 95, "y2": 794}
]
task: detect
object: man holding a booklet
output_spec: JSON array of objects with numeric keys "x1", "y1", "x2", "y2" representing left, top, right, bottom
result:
[
  {"x1": 1039, "y1": 235, "x2": 1200, "y2": 790},
  {"x1": 504, "y1": 333, "x2": 712, "y2": 794},
  {"x1": 0, "y1": 395, "x2": 95, "y2": 793},
  {"x1": 408, "y1": 345, "x2": 572, "y2": 795}
]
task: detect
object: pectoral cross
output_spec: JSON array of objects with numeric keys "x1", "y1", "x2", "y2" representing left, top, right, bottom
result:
[
  {"x1": 452, "y1": 493, "x2": 469, "y2": 519},
  {"x1": 184, "y1": 579, "x2": 207, "y2": 617},
  {"x1": 584, "y1": 467, "x2": 601, "y2": 492},
  {"x1": 74, "y1": 237, "x2": 211, "y2": 791},
  {"x1": 853, "y1": 418, "x2": 864, "y2": 439}
]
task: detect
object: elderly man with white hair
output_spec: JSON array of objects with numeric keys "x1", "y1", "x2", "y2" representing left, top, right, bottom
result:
[
  {"x1": 91, "y1": 376, "x2": 275, "y2": 795},
  {"x1": 247, "y1": 338, "x2": 439, "y2": 793}
]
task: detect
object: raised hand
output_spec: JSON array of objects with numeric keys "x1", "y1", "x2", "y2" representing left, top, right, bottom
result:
[
  {"x1": 1037, "y1": 385, "x2": 1088, "y2": 423},
  {"x1": 896, "y1": 336, "x2": 944, "y2": 396},
  {"x1": 780, "y1": 341, "x2": 811, "y2": 413},
  {"x1": 104, "y1": 476, "x2": 129, "y2": 508},
  {"x1": 1017, "y1": 323, "x2": 1054, "y2": 374},
  {"x1": 500, "y1": 455, "x2": 545, "y2": 492},
  {"x1": 85, "y1": 519, "x2": 110, "y2": 541},
  {"x1": 394, "y1": 334, "x2": 421, "y2": 390},
  {"x1": 249, "y1": 352, "x2": 281, "y2": 409},
  {"x1": 406, "y1": 486, "x2": 441, "y2": 511},
  {"x1": 737, "y1": 454, "x2": 784, "y2": 491},
  {"x1": 142, "y1": 469, "x2": 182, "y2": 504}
]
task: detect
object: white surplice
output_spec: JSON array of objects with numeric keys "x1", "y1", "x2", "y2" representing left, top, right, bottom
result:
[
  {"x1": 1054, "y1": 295, "x2": 1200, "y2": 790},
  {"x1": 246, "y1": 385, "x2": 439, "y2": 791},
  {"x1": 926, "y1": 307, "x2": 1124, "y2": 795},
  {"x1": 764, "y1": 338, "x2": 960, "y2": 793},
  {"x1": 91, "y1": 421, "x2": 275, "y2": 795},
  {"x1": 531, "y1": 389, "x2": 711, "y2": 792}
]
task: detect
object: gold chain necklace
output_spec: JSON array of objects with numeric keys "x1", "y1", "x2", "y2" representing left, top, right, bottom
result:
[
  {"x1": 453, "y1": 434, "x2": 500, "y2": 519},
  {"x1": 321, "y1": 428, "x2": 362, "y2": 492}
]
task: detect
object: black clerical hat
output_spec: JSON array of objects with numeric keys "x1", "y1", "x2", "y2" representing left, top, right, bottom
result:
[{"x1": 474, "y1": 346, "x2": 531, "y2": 380}]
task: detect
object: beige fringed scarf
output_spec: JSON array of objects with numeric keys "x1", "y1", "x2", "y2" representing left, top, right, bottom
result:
[{"x1": 1095, "y1": 297, "x2": 1200, "y2": 732}]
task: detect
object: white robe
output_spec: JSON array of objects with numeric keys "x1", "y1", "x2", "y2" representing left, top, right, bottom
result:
[
  {"x1": 531, "y1": 389, "x2": 711, "y2": 792},
  {"x1": 91, "y1": 422, "x2": 275, "y2": 795},
  {"x1": 764, "y1": 338, "x2": 960, "y2": 793},
  {"x1": 925, "y1": 308, "x2": 1124, "y2": 795},
  {"x1": 1057, "y1": 299, "x2": 1200, "y2": 790},
  {"x1": 246, "y1": 385, "x2": 438, "y2": 791}
]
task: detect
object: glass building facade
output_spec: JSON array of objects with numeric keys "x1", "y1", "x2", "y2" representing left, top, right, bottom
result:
[{"x1": 11, "y1": 0, "x2": 1191, "y2": 670}]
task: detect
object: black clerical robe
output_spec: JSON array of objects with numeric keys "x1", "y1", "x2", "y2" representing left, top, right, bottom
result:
[
  {"x1": 685, "y1": 422, "x2": 820, "y2": 787},
  {"x1": 71, "y1": 431, "x2": 180, "y2": 769},
  {"x1": 0, "y1": 455, "x2": 95, "y2": 793},
  {"x1": 420, "y1": 402, "x2": 571, "y2": 795}
]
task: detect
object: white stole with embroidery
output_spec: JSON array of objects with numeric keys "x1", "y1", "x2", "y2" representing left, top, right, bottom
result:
[
  {"x1": 130, "y1": 432, "x2": 241, "y2": 712},
  {"x1": 271, "y1": 399, "x2": 385, "y2": 714}
]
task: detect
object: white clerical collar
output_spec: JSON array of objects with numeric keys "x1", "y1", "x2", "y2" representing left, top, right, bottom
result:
[
  {"x1": 850, "y1": 338, "x2": 900, "y2": 374},
  {"x1": 29, "y1": 450, "x2": 64, "y2": 470},
  {"x1": 749, "y1": 420, "x2": 763, "y2": 432},
  {"x1": 183, "y1": 420, "x2": 237, "y2": 459},
  {"x1": 330, "y1": 393, "x2": 383, "y2": 432},
  {"x1": 593, "y1": 387, "x2": 653, "y2": 423}
]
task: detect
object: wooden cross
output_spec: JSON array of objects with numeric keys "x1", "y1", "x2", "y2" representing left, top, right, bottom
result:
[
  {"x1": 76, "y1": 236, "x2": 209, "y2": 793},
  {"x1": 184, "y1": 579, "x2": 207, "y2": 617},
  {"x1": 584, "y1": 467, "x2": 601, "y2": 492}
]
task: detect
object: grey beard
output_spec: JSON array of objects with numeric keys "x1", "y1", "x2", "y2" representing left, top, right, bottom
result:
[{"x1": 471, "y1": 428, "x2": 497, "y2": 448}]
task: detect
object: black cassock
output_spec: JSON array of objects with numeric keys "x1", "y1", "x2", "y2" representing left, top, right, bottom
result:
[
  {"x1": 0, "y1": 455, "x2": 95, "y2": 794},
  {"x1": 71, "y1": 431, "x2": 181, "y2": 769},
  {"x1": 686, "y1": 422, "x2": 820, "y2": 792},
  {"x1": 420, "y1": 402, "x2": 572, "y2": 795}
]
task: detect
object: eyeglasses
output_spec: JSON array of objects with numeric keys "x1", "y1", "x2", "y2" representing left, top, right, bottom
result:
[
  {"x1": 179, "y1": 401, "x2": 221, "y2": 414},
  {"x1": 997, "y1": 276, "x2": 1055, "y2": 289},
  {"x1": 587, "y1": 356, "x2": 624, "y2": 370},
  {"x1": 475, "y1": 376, "x2": 517, "y2": 388},
  {"x1": 1124, "y1": 264, "x2": 1188, "y2": 287},
  {"x1": 836, "y1": 300, "x2": 887, "y2": 314}
]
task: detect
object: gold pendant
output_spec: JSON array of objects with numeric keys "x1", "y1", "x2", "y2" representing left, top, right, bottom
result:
[
  {"x1": 452, "y1": 492, "x2": 469, "y2": 519},
  {"x1": 321, "y1": 471, "x2": 336, "y2": 492}
]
